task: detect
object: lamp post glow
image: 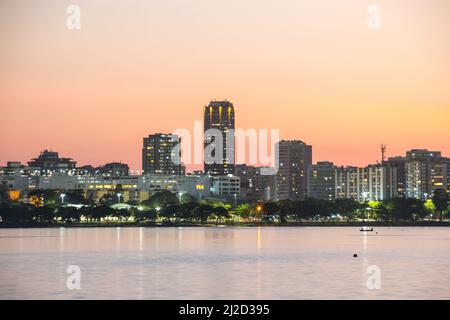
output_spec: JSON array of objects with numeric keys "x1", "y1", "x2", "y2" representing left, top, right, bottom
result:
[
  {"x1": 60, "y1": 193, "x2": 66, "y2": 204},
  {"x1": 256, "y1": 205, "x2": 262, "y2": 220},
  {"x1": 362, "y1": 192, "x2": 369, "y2": 203},
  {"x1": 117, "y1": 193, "x2": 122, "y2": 203},
  {"x1": 178, "y1": 192, "x2": 183, "y2": 204}
]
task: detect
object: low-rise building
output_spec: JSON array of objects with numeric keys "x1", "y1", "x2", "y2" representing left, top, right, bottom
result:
[{"x1": 211, "y1": 175, "x2": 240, "y2": 197}]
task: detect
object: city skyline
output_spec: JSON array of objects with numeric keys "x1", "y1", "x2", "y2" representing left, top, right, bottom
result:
[
  {"x1": 1, "y1": 0, "x2": 450, "y2": 171},
  {"x1": 1, "y1": 1, "x2": 450, "y2": 303}
]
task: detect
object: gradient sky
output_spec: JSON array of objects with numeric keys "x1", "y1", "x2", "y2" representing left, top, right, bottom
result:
[{"x1": 1, "y1": 0, "x2": 449, "y2": 171}]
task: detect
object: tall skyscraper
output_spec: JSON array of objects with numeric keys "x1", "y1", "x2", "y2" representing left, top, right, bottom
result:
[
  {"x1": 203, "y1": 100, "x2": 235, "y2": 176},
  {"x1": 275, "y1": 140, "x2": 312, "y2": 201},
  {"x1": 142, "y1": 133, "x2": 185, "y2": 175}
]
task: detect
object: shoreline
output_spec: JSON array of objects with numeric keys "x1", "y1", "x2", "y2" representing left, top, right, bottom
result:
[{"x1": 1, "y1": 221, "x2": 449, "y2": 228}]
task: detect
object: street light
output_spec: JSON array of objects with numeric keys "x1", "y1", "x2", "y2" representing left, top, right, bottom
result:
[
  {"x1": 117, "y1": 193, "x2": 122, "y2": 203},
  {"x1": 233, "y1": 193, "x2": 238, "y2": 208},
  {"x1": 256, "y1": 205, "x2": 262, "y2": 219},
  {"x1": 362, "y1": 192, "x2": 369, "y2": 202},
  {"x1": 178, "y1": 192, "x2": 183, "y2": 204},
  {"x1": 60, "y1": 193, "x2": 66, "y2": 204}
]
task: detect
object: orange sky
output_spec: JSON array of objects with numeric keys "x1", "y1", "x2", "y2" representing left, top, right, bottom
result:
[{"x1": 1, "y1": 0, "x2": 449, "y2": 171}]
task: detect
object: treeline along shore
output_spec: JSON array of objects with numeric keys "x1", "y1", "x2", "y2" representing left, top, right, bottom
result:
[{"x1": 0, "y1": 188, "x2": 449, "y2": 228}]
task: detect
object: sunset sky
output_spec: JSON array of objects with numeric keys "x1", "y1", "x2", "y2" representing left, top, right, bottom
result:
[{"x1": 1, "y1": 0, "x2": 449, "y2": 171}]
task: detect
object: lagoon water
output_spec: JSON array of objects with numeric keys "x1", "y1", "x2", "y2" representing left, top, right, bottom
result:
[{"x1": 0, "y1": 227, "x2": 450, "y2": 299}]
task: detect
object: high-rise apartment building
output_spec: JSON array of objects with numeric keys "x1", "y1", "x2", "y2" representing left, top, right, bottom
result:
[
  {"x1": 274, "y1": 140, "x2": 312, "y2": 201},
  {"x1": 203, "y1": 100, "x2": 235, "y2": 176},
  {"x1": 404, "y1": 149, "x2": 448, "y2": 199},
  {"x1": 142, "y1": 133, "x2": 185, "y2": 175},
  {"x1": 307, "y1": 161, "x2": 336, "y2": 201},
  {"x1": 335, "y1": 166, "x2": 358, "y2": 200},
  {"x1": 335, "y1": 165, "x2": 397, "y2": 201},
  {"x1": 383, "y1": 156, "x2": 407, "y2": 198}
]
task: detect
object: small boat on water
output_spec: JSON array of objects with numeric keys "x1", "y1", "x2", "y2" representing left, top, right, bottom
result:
[{"x1": 360, "y1": 227, "x2": 374, "y2": 232}]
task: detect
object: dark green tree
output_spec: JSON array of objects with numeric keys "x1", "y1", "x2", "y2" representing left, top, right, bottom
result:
[
  {"x1": 115, "y1": 208, "x2": 131, "y2": 222},
  {"x1": 57, "y1": 206, "x2": 81, "y2": 224},
  {"x1": 264, "y1": 202, "x2": 279, "y2": 219},
  {"x1": 159, "y1": 204, "x2": 181, "y2": 222},
  {"x1": 33, "y1": 206, "x2": 56, "y2": 224},
  {"x1": 65, "y1": 190, "x2": 86, "y2": 205},
  {"x1": 87, "y1": 205, "x2": 111, "y2": 222},
  {"x1": 142, "y1": 190, "x2": 178, "y2": 209},
  {"x1": 0, "y1": 204, "x2": 33, "y2": 224},
  {"x1": 135, "y1": 208, "x2": 158, "y2": 223},
  {"x1": 193, "y1": 204, "x2": 214, "y2": 222},
  {"x1": 0, "y1": 184, "x2": 9, "y2": 204},
  {"x1": 178, "y1": 202, "x2": 199, "y2": 221},
  {"x1": 432, "y1": 189, "x2": 449, "y2": 221},
  {"x1": 332, "y1": 199, "x2": 358, "y2": 222},
  {"x1": 212, "y1": 206, "x2": 229, "y2": 225},
  {"x1": 277, "y1": 200, "x2": 294, "y2": 223}
]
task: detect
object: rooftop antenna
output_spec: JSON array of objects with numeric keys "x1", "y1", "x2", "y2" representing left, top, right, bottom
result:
[{"x1": 381, "y1": 144, "x2": 387, "y2": 163}]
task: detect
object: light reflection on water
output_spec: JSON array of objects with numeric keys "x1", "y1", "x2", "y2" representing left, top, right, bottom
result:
[{"x1": 0, "y1": 226, "x2": 449, "y2": 299}]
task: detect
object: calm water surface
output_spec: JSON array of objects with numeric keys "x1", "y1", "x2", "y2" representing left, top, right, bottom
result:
[{"x1": 0, "y1": 227, "x2": 449, "y2": 299}]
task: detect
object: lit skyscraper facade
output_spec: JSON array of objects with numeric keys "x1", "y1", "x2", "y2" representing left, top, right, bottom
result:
[
  {"x1": 203, "y1": 100, "x2": 235, "y2": 176},
  {"x1": 275, "y1": 140, "x2": 312, "y2": 201},
  {"x1": 142, "y1": 133, "x2": 185, "y2": 175}
]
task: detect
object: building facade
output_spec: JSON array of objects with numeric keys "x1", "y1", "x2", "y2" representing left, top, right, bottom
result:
[
  {"x1": 211, "y1": 176, "x2": 240, "y2": 197},
  {"x1": 235, "y1": 164, "x2": 275, "y2": 201},
  {"x1": 27, "y1": 150, "x2": 76, "y2": 172},
  {"x1": 404, "y1": 150, "x2": 448, "y2": 199},
  {"x1": 142, "y1": 133, "x2": 185, "y2": 175},
  {"x1": 274, "y1": 140, "x2": 312, "y2": 201},
  {"x1": 307, "y1": 161, "x2": 336, "y2": 201},
  {"x1": 335, "y1": 166, "x2": 358, "y2": 200},
  {"x1": 203, "y1": 100, "x2": 235, "y2": 176},
  {"x1": 335, "y1": 165, "x2": 397, "y2": 202}
]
